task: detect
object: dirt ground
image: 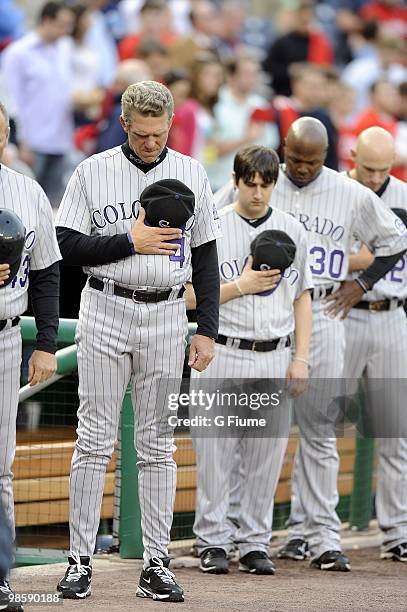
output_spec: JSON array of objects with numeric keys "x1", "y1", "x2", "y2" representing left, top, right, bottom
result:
[{"x1": 12, "y1": 547, "x2": 407, "y2": 612}]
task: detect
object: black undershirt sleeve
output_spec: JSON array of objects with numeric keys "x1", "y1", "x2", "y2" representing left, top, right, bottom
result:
[
  {"x1": 56, "y1": 226, "x2": 133, "y2": 266},
  {"x1": 359, "y1": 249, "x2": 407, "y2": 290},
  {"x1": 29, "y1": 261, "x2": 60, "y2": 354},
  {"x1": 191, "y1": 240, "x2": 219, "y2": 339}
]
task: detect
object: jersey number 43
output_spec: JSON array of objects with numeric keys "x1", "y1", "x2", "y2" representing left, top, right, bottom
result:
[{"x1": 11, "y1": 254, "x2": 30, "y2": 289}]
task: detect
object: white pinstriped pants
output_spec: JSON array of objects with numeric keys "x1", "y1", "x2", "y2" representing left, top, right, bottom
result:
[
  {"x1": 70, "y1": 283, "x2": 187, "y2": 565},
  {"x1": 192, "y1": 341, "x2": 292, "y2": 557},
  {"x1": 343, "y1": 307, "x2": 407, "y2": 550},
  {"x1": 0, "y1": 326, "x2": 21, "y2": 539},
  {"x1": 287, "y1": 300, "x2": 344, "y2": 558}
]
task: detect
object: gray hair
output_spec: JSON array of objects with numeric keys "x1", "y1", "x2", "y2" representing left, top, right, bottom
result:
[
  {"x1": 0, "y1": 101, "x2": 9, "y2": 126},
  {"x1": 121, "y1": 80, "x2": 174, "y2": 126}
]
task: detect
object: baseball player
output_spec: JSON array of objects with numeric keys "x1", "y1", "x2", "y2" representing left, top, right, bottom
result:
[
  {"x1": 185, "y1": 145, "x2": 313, "y2": 574},
  {"x1": 0, "y1": 101, "x2": 61, "y2": 611},
  {"x1": 341, "y1": 126, "x2": 407, "y2": 561},
  {"x1": 0, "y1": 500, "x2": 14, "y2": 610},
  {"x1": 215, "y1": 124, "x2": 405, "y2": 571},
  {"x1": 216, "y1": 117, "x2": 407, "y2": 570},
  {"x1": 55, "y1": 81, "x2": 221, "y2": 603}
]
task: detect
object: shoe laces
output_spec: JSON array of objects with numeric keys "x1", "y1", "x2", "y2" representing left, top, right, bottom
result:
[
  {"x1": 295, "y1": 542, "x2": 307, "y2": 554},
  {"x1": 149, "y1": 557, "x2": 175, "y2": 585},
  {"x1": 0, "y1": 578, "x2": 11, "y2": 594},
  {"x1": 65, "y1": 553, "x2": 90, "y2": 583},
  {"x1": 206, "y1": 547, "x2": 226, "y2": 559},
  {"x1": 323, "y1": 550, "x2": 344, "y2": 561},
  {"x1": 244, "y1": 551, "x2": 269, "y2": 562}
]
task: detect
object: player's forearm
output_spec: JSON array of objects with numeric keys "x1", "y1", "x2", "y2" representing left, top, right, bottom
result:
[
  {"x1": 359, "y1": 250, "x2": 407, "y2": 290},
  {"x1": 184, "y1": 283, "x2": 196, "y2": 310},
  {"x1": 29, "y1": 262, "x2": 60, "y2": 354},
  {"x1": 220, "y1": 281, "x2": 243, "y2": 304},
  {"x1": 185, "y1": 278, "x2": 245, "y2": 309},
  {"x1": 56, "y1": 227, "x2": 132, "y2": 267},
  {"x1": 293, "y1": 290, "x2": 312, "y2": 360},
  {"x1": 348, "y1": 245, "x2": 375, "y2": 272}
]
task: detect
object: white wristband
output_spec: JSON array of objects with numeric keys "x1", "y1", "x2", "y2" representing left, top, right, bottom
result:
[
  {"x1": 235, "y1": 279, "x2": 245, "y2": 297},
  {"x1": 293, "y1": 357, "x2": 310, "y2": 367}
]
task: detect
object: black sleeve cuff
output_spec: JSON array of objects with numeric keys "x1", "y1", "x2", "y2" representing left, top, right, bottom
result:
[
  {"x1": 359, "y1": 250, "x2": 407, "y2": 289},
  {"x1": 29, "y1": 262, "x2": 60, "y2": 354},
  {"x1": 191, "y1": 240, "x2": 220, "y2": 339}
]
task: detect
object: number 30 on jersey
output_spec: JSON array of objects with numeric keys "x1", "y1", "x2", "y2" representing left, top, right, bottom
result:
[{"x1": 309, "y1": 246, "x2": 345, "y2": 279}]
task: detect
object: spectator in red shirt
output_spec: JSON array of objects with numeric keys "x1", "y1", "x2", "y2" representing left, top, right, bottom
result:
[
  {"x1": 165, "y1": 69, "x2": 194, "y2": 156},
  {"x1": 271, "y1": 63, "x2": 339, "y2": 169},
  {"x1": 263, "y1": 0, "x2": 333, "y2": 96},
  {"x1": 360, "y1": 0, "x2": 407, "y2": 39},
  {"x1": 328, "y1": 81, "x2": 357, "y2": 171},
  {"x1": 165, "y1": 54, "x2": 224, "y2": 161},
  {"x1": 118, "y1": 0, "x2": 176, "y2": 61},
  {"x1": 137, "y1": 39, "x2": 171, "y2": 82},
  {"x1": 352, "y1": 79, "x2": 407, "y2": 179}
]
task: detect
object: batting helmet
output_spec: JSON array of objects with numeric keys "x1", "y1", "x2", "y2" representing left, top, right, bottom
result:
[
  {"x1": 140, "y1": 179, "x2": 195, "y2": 228},
  {"x1": 391, "y1": 207, "x2": 407, "y2": 231},
  {"x1": 0, "y1": 209, "x2": 25, "y2": 288},
  {"x1": 250, "y1": 230, "x2": 296, "y2": 272}
]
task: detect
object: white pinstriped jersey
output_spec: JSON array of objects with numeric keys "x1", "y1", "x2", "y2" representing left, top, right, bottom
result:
[
  {"x1": 55, "y1": 147, "x2": 222, "y2": 289},
  {"x1": 214, "y1": 169, "x2": 407, "y2": 288},
  {"x1": 347, "y1": 176, "x2": 407, "y2": 301},
  {"x1": 273, "y1": 167, "x2": 407, "y2": 287},
  {"x1": 0, "y1": 164, "x2": 61, "y2": 319},
  {"x1": 217, "y1": 205, "x2": 313, "y2": 340}
]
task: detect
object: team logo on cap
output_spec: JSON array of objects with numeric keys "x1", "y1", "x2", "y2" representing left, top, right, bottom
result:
[
  {"x1": 260, "y1": 263, "x2": 271, "y2": 271},
  {"x1": 159, "y1": 219, "x2": 170, "y2": 227}
]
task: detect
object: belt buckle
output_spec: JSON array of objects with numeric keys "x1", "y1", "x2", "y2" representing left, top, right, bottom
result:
[
  {"x1": 251, "y1": 341, "x2": 257, "y2": 351},
  {"x1": 369, "y1": 300, "x2": 384, "y2": 312},
  {"x1": 132, "y1": 289, "x2": 144, "y2": 303}
]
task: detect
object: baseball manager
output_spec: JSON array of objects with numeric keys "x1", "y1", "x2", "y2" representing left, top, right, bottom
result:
[{"x1": 55, "y1": 80, "x2": 221, "y2": 603}]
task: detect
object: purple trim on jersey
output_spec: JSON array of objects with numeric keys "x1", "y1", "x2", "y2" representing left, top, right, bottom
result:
[{"x1": 127, "y1": 233, "x2": 136, "y2": 254}]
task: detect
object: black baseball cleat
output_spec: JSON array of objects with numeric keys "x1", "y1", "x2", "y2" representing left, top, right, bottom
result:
[
  {"x1": 381, "y1": 543, "x2": 407, "y2": 562},
  {"x1": 56, "y1": 554, "x2": 92, "y2": 599},
  {"x1": 277, "y1": 538, "x2": 310, "y2": 560},
  {"x1": 0, "y1": 578, "x2": 24, "y2": 611},
  {"x1": 200, "y1": 548, "x2": 229, "y2": 574},
  {"x1": 137, "y1": 557, "x2": 184, "y2": 602},
  {"x1": 311, "y1": 550, "x2": 351, "y2": 572},
  {"x1": 239, "y1": 551, "x2": 276, "y2": 575}
]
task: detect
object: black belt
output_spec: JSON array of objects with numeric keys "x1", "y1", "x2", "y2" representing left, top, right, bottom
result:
[
  {"x1": 0, "y1": 317, "x2": 20, "y2": 332},
  {"x1": 310, "y1": 286, "x2": 334, "y2": 300},
  {"x1": 89, "y1": 277, "x2": 185, "y2": 303},
  {"x1": 216, "y1": 334, "x2": 291, "y2": 352},
  {"x1": 353, "y1": 298, "x2": 405, "y2": 312}
]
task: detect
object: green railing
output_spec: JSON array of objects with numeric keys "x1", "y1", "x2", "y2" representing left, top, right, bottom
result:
[{"x1": 19, "y1": 317, "x2": 376, "y2": 560}]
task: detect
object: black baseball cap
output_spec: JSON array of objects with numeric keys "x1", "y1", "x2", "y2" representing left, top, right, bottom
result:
[
  {"x1": 0, "y1": 209, "x2": 25, "y2": 288},
  {"x1": 250, "y1": 230, "x2": 296, "y2": 272},
  {"x1": 140, "y1": 179, "x2": 195, "y2": 228}
]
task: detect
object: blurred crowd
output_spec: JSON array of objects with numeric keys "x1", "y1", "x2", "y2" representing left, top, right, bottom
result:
[{"x1": 0, "y1": 0, "x2": 406, "y2": 206}]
